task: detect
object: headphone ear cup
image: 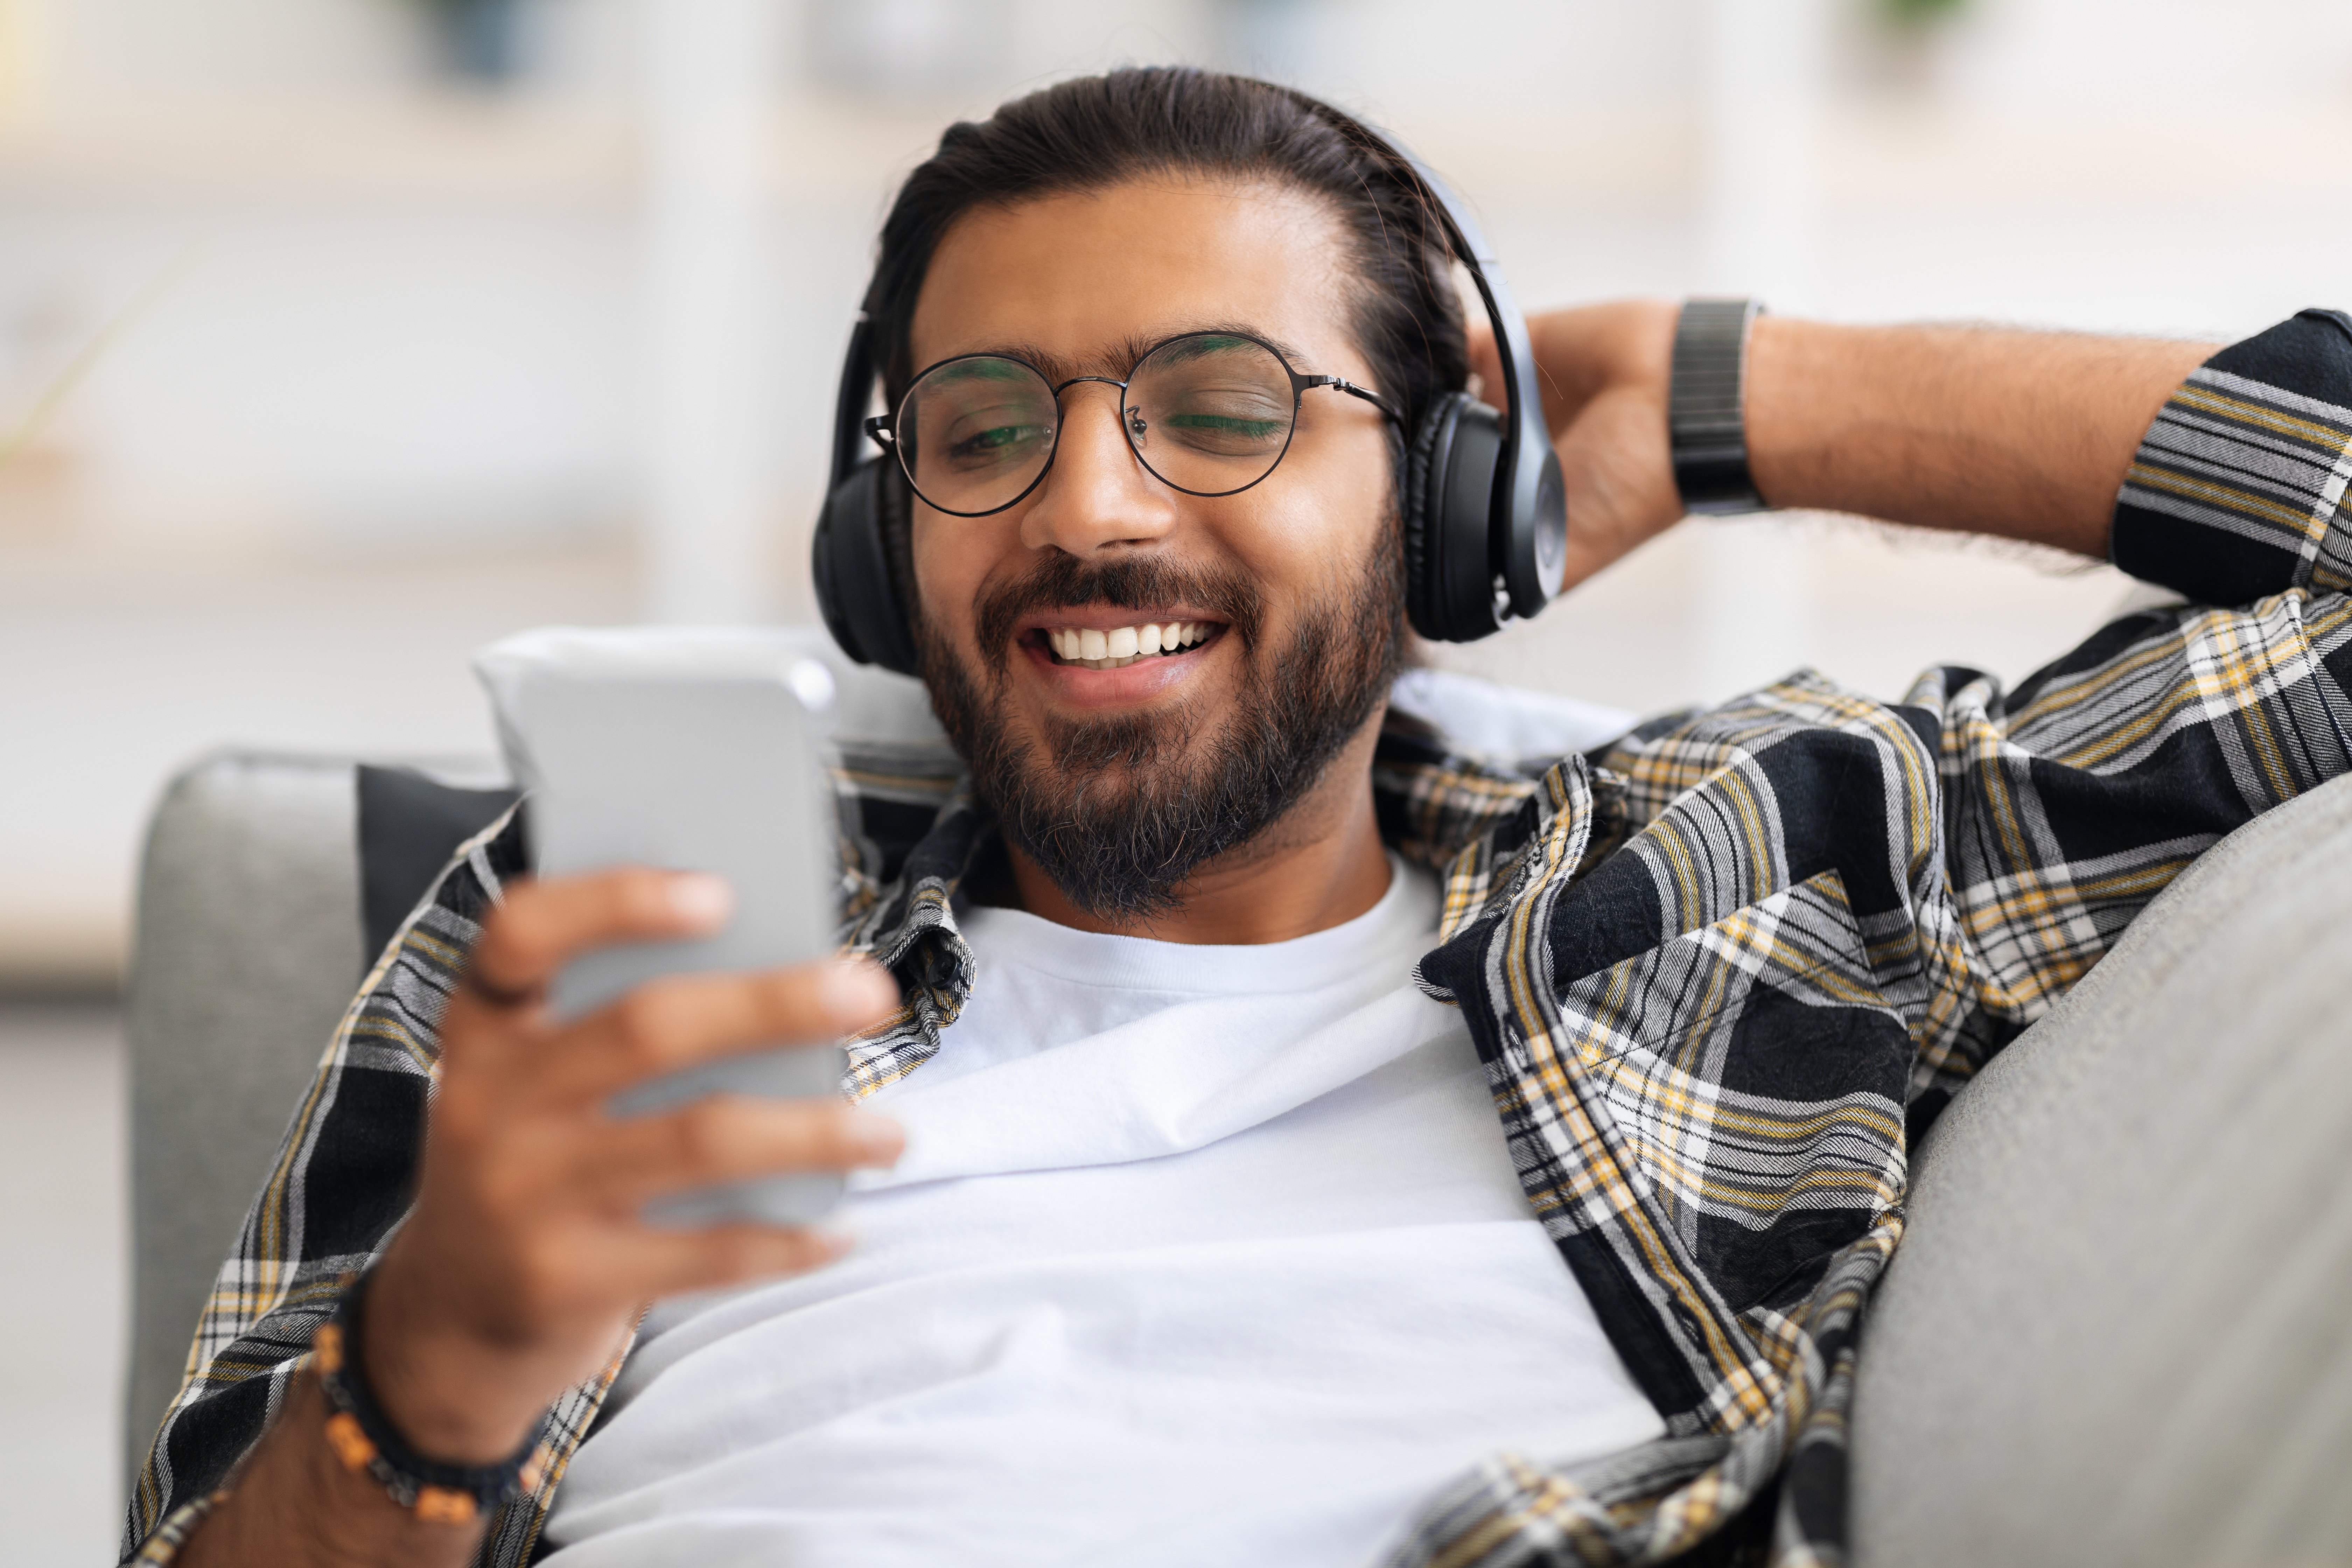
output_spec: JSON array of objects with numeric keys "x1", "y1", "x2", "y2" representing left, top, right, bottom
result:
[
  {"x1": 811, "y1": 457, "x2": 922, "y2": 676},
  {"x1": 1404, "y1": 391, "x2": 1506, "y2": 643},
  {"x1": 1402, "y1": 392, "x2": 1455, "y2": 643}
]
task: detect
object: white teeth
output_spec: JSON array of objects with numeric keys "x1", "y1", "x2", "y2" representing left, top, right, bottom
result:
[{"x1": 1047, "y1": 620, "x2": 1215, "y2": 669}]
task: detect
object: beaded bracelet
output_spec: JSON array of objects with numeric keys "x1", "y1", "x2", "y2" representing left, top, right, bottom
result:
[{"x1": 313, "y1": 1271, "x2": 548, "y2": 1527}]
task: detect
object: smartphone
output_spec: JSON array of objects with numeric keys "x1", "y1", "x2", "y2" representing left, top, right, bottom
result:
[{"x1": 497, "y1": 655, "x2": 848, "y2": 1228}]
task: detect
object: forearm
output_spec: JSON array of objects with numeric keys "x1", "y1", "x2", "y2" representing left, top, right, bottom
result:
[
  {"x1": 1744, "y1": 319, "x2": 2213, "y2": 557},
  {"x1": 176, "y1": 1373, "x2": 485, "y2": 1568}
]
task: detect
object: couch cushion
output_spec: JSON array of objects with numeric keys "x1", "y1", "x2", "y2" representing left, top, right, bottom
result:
[
  {"x1": 1850, "y1": 772, "x2": 2352, "y2": 1566},
  {"x1": 124, "y1": 752, "x2": 363, "y2": 1482},
  {"x1": 357, "y1": 764, "x2": 521, "y2": 966}
]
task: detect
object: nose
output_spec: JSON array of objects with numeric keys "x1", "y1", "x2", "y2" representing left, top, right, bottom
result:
[{"x1": 1018, "y1": 381, "x2": 1179, "y2": 556}]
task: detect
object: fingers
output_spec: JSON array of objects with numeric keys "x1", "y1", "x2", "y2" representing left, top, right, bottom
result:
[
  {"x1": 570, "y1": 1094, "x2": 904, "y2": 1210},
  {"x1": 1491, "y1": 300, "x2": 1682, "y2": 440},
  {"x1": 461, "y1": 868, "x2": 736, "y2": 1006},
  {"x1": 529, "y1": 957, "x2": 901, "y2": 1106}
]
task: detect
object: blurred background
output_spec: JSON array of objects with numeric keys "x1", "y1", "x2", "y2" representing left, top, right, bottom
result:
[{"x1": 5, "y1": 0, "x2": 2350, "y2": 1558}]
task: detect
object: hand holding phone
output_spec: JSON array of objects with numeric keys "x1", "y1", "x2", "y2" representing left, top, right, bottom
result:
[
  {"x1": 499, "y1": 655, "x2": 859, "y2": 1227},
  {"x1": 360, "y1": 871, "x2": 901, "y2": 1476}
]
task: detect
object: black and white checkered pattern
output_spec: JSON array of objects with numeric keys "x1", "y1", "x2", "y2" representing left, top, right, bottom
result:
[{"x1": 127, "y1": 311, "x2": 2352, "y2": 1567}]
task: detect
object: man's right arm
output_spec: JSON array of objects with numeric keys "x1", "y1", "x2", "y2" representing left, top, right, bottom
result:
[
  {"x1": 173, "y1": 1372, "x2": 483, "y2": 1568},
  {"x1": 158, "y1": 868, "x2": 901, "y2": 1568}
]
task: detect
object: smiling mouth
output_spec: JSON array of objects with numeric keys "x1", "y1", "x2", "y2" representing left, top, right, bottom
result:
[{"x1": 1032, "y1": 619, "x2": 1221, "y2": 671}]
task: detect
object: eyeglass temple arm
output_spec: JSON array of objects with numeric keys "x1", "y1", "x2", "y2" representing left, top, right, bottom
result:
[
  {"x1": 1304, "y1": 375, "x2": 1404, "y2": 426},
  {"x1": 863, "y1": 414, "x2": 896, "y2": 447}
]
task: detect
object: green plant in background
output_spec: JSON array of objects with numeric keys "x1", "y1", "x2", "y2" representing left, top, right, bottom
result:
[
  {"x1": 0, "y1": 247, "x2": 196, "y2": 479},
  {"x1": 1877, "y1": 0, "x2": 1970, "y2": 26}
]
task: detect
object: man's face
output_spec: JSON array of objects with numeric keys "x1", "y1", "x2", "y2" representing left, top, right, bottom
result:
[{"x1": 906, "y1": 176, "x2": 1404, "y2": 918}]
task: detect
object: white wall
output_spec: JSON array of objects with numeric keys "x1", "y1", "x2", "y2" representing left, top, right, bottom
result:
[
  {"x1": 12, "y1": 0, "x2": 2345, "y2": 559},
  {"x1": 4, "y1": 0, "x2": 2351, "y2": 980}
]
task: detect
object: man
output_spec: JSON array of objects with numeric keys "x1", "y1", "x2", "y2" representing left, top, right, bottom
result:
[{"x1": 128, "y1": 68, "x2": 2352, "y2": 1568}]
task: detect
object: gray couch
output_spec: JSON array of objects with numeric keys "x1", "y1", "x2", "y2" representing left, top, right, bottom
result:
[{"x1": 123, "y1": 724, "x2": 2352, "y2": 1566}]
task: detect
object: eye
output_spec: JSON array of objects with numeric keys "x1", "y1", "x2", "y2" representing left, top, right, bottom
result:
[
  {"x1": 1164, "y1": 409, "x2": 1285, "y2": 441},
  {"x1": 1156, "y1": 386, "x2": 1290, "y2": 454},
  {"x1": 947, "y1": 421, "x2": 1050, "y2": 460}
]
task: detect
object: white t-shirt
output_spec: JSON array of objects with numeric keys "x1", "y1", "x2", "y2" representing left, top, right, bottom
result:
[{"x1": 541, "y1": 858, "x2": 1664, "y2": 1567}]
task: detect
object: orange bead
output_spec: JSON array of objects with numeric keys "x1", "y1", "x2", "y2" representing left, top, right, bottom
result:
[
  {"x1": 323, "y1": 1412, "x2": 374, "y2": 1474},
  {"x1": 415, "y1": 1486, "x2": 479, "y2": 1526}
]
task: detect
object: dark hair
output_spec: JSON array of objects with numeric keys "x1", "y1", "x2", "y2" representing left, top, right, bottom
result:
[{"x1": 866, "y1": 66, "x2": 1469, "y2": 459}]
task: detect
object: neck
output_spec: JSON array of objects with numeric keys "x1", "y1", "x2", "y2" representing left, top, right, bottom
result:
[{"x1": 1004, "y1": 719, "x2": 1392, "y2": 945}]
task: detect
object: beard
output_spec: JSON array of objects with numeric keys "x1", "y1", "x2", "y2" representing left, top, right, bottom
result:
[{"x1": 917, "y1": 523, "x2": 1406, "y2": 922}]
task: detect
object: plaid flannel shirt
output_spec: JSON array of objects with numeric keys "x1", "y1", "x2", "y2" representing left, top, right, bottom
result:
[{"x1": 127, "y1": 309, "x2": 2352, "y2": 1567}]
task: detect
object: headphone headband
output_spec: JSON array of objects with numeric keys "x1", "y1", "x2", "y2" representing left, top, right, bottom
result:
[
  {"x1": 828, "y1": 313, "x2": 877, "y2": 492},
  {"x1": 1345, "y1": 129, "x2": 1566, "y2": 619}
]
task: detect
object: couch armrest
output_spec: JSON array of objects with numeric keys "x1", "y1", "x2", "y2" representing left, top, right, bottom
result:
[{"x1": 122, "y1": 752, "x2": 362, "y2": 1485}]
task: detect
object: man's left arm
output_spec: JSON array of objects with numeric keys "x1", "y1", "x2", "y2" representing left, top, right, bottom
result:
[
  {"x1": 1527, "y1": 305, "x2": 2352, "y2": 1080},
  {"x1": 1751, "y1": 306, "x2": 2352, "y2": 608},
  {"x1": 1476, "y1": 300, "x2": 2226, "y2": 586}
]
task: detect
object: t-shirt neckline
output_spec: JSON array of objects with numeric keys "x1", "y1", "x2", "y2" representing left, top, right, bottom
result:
[{"x1": 954, "y1": 853, "x2": 1429, "y2": 997}]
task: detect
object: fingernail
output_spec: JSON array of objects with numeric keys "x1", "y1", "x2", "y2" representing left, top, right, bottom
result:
[
  {"x1": 667, "y1": 874, "x2": 733, "y2": 928},
  {"x1": 848, "y1": 1114, "x2": 904, "y2": 1164},
  {"x1": 811, "y1": 1225, "x2": 857, "y2": 1260},
  {"x1": 819, "y1": 958, "x2": 898, "y2": 1022}
]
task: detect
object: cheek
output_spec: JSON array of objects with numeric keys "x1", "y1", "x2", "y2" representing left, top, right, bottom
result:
[
  {"x1": 910, "y1": 511, "x2": 995, "y2": 646},
  {"x1": 1229, "y1": 434, "x2": 1393, "y2": 598}
]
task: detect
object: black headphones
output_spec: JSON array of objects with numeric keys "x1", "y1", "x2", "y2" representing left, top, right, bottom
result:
[{"x1": 812, "y1": 115, "x2": 1566, "y2": 674}]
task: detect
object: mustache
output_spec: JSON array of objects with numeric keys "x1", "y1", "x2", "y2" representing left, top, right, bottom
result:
[
  {"x1": 971, "y1": 553, "x2": 1265, "y2": 675},
  {"x1": 918, "y1": 522, "x2": 1407, "y2": 922}
]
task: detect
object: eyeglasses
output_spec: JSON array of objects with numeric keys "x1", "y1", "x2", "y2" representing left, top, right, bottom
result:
[{"x1": 866, "y1": 330, "x2": 1402, "y2": 518}]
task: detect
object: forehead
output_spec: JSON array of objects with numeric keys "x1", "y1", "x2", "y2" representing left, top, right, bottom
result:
[{"x1": 907, "y1": 176, "x2": 1366, "y2": 379}]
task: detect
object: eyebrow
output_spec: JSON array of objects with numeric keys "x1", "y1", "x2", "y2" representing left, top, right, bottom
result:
[{"x1": 942, "y1": 322, "x2": 1317, "y2": 384}]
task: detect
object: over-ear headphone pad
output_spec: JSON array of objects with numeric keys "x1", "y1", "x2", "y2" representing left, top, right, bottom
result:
[
  {"x1": 812, "y1": 458, "x2": 922, "y2": 676},
  {"x1": 1405, "y1": 391, "x2": 1506, "y2": 643},
  {"x1": 1404, "y1": 392, "x2": 1469, "y2": 641}
]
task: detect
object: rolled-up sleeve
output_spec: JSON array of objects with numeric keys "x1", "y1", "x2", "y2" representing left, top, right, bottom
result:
[{"x1": 2112, "y1": 308, "x2": 2352, "y2": 605}]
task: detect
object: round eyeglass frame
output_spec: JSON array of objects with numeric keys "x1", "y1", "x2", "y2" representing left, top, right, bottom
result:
[{"x1": 864, "y1": 329, "x2": 1404, "y2": 519}]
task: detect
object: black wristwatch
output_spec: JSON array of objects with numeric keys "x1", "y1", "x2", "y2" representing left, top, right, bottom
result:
[{"x1": 1669, "y1": 298, "x2": 1767, "y2": 515}]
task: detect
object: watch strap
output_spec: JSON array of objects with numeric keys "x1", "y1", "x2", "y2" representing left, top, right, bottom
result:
[{"x1": 1670, "y1": 297, "x2": 1767, "y2": 515}]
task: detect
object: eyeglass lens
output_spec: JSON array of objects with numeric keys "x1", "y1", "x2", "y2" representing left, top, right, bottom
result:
[{"x1": 894, "y1": 334, "x2": 1300, "y2": 516}]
